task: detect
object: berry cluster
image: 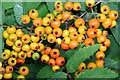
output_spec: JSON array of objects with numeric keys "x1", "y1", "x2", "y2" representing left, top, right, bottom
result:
[{"x1": 0, "y1": 0, "x2": 118, "y2": 79}]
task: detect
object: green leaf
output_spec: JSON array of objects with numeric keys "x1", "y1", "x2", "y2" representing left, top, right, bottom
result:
[
  {"x1": 3, "y1": 14, "x2": 16, "y2": 25},
  {"x1": 50, "y1": 72, "x2": 67, "y2": 79},
  {"x1": 0, "y1": 27, "x2": 3, "y2": 59},
  {"x1": 36, "y1": 65, "x2": 56, "y2": 78},
  {"x1": 22, "y1": 28, "x2": 30, "y2": 34},
  {"x1": 110, "y1": 23, "x2": 120, "y2": 45},
  {"x1": 22, "y1": 2, "x2": 41, "y2": 14},
  {"x1": 80, "y1": 2, "x2": 86, "y2": 11},
  {"x1": 105, "y1": 58, "x2": 119, "y2": 70},
  {"x1": 76, "y1": 68, "x2": 118, "y2": 78},
  {"x1": 2, "y1": 2, "x2": 15, "y2": 10},
  {"x1": 60, "y1": 43, "x2": 84, "y2": 60},
  {"x1": 66, "y1": 44, "x2": 100, "y2": 73},
  {"x1": 0, "y1": 2, "x2": 2, "y2": 25},
  {"x1": 12, "y1": 72, "x2": 19, "y2": 79},
  {"x1": 13, "y1": 4, "x2": 23, "y2": 25},
  {"x1": 101, "y1": 2, "x2": 118, "y2": 10},
  {"x1": 37, "y1": 4, "x2": 49, "y2": 18},
  {"x1": 105, "y1": 35, "x2": 119, "y2": 60},
  {"x1": 25, "y1": 64, "x2": 45, "y2": 78},
  {"x1": 46, "y1": 2, "x2": 54, "y2": 13}
]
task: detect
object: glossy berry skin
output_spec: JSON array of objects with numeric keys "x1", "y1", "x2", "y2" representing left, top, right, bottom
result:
[
  {"x1": 50, "y1": 49, "x2": 60, "y2": 58},
  {"x1": 2, "y1": 52, "x2": 10, "y2": 60},
  {"x1": 4, "y1": 73, "x2": 12, "y2": 79},
  {"x1": 41, "y1": 54, "x2": 50, "y2": 63},
  {"x1": 56, "y1": 38, "x2": 62, "y2": 45},
  {"x1": 103, "y1": 39, "x2": 111, "y2": 47},
  {"x1": 61, "y1": 43, "x2": 69, "y2": 51},
  {"x1": 48, "y1": 58, "x2": 56, "y2": 66},
  {"x1": 0, "y1": 67, "x2": 5, "y2": 74},
  {"x1": 2, "y1": 30, "x2": 9, "y2": 39},
  {"x1": 8, "y1": 58, "x2": 17, "y2": 66},
  {"x1": 45, "y1": 26, "x2": 52, "y2": 34},
  {"x1": 97, "y1": 35, "x2": 107, "y2": 43},
  {"x1": 15, "y1": 40, "x2": 22, "y2": 47},
  {"x1": 56, "y1": 57, "x2": 65, "y2": 66},
  {"x1": 86, "y1": 0, "x2": 95, "y2": 8},
  {"x1": 96, "y1": 60, "x2": 104, "y2": 68},
  {"x1": 47, "y1": 34, "x2": 56, "y2": 43},
  {"x1": 51, "y1": 19, "x2": 61, "y2": 28},
  {"x1": 109, "y1": 10, "x2": 118, "y2": 20},
  {"x1": 74, "y1": 71, "x2": 79, "y2": 78},
  {"x1": 96, "y1": 51, "x2": 105, "y2": 60},
  {"x1": 16, "y1": 29, "x2": 24, "y2": 38},
  {"x1": 37, "y1": 43, "x2": 45, "y2": 52},
  {"x1": 97, "y1": 14, "x2": 106, "y2": 22},
  {"x1": 46, "y1": 14, "x2": 55, "y2": 21},
  {"x1": 26, "y1": 50, "x2": 34, "y2": 58},
  {"x1": 32, "y1": 52, "x2": 40, "y2": 60},
  {"x1": 75, "y1": 18, "x2": 85, "y2": 28},
  {"x1": 43, "y1": 17, "x2": 51, "y2": 26},
  {"x1": 9, "y1": 34, "x2": 17, "y2": 42},
  {"x1": 17, "y1": 75, "x2": 25, "y2": 80},
  {"x1": 10, "y1": 51, "x2": 17, "y2": 58},
  {"x1": 5, "y1": 66, "x2": 13, "y2": 73},
  {"x1": 55, "y1": 5, "x2": 63, "y2": 12},
  {"x1": 19, "y1": 66, "x2": 29, "y2": 76},
  {"x1": 103, "y1": 30, "x2": 108, "y2": 37},
  {"x1": 44, "y1": 47, "x2": 52, "y2": 55},
  {"x1": 99, "y1": 44, "x2": 107, "y2": 52},
  {"x1": 33, "y1": 18, "x2": 43, "y2": 27},
  {"x1": 100, "y1": 5, "x2": 110, "y2": 14},
  {"x1": 62, "y1": 11, "x2": 71, "y2": 21},
  {"x1": 35, "y1": 26, "x2": 45, "y2": 37},
  {"x1": 53, "y1": 28, "x2": 62, "y2": 37},
  {"x1": 102, "y1": 18, "x2": 112, "y2": 29},
  {"x1": 96, "y1": 29, "x2": 102, "y2": 37},
  {"x1": 52, "y1": 65, "x2": 60, "y2": 72},
  {"x1": 21, "y1": 34, "x2": 30, "y2": 44},
  {"x1": 77, "y1": 34, "x2": 85, "y2": 43},
  {"x1": 110, "y1": 20, "x2": 116, "y2": 28},
  {"x1": 54, "y1": 1, "x2": 63, "y2": 7},
  {"x1": 87, "y1": 62, "x2": 96, "y2": 69},
  {"x1": 29, "y1": 9, "x2": 38, "y2": 19},
  {"x1": 69, "y1": 40, "x2": 78, "y2": 49},
  {"x1": 18, "y1": 51, "x2": 26, "y2": 59},
  {"x1": 63, "y1": 37, "x2": 70, "y2": 44},
  {"x1": 22, "y1": 44, "x2": 30, "y2": 52},
  {"x1": 31, "y1": 34, "x2": 40, "y2": 43},
  {"x1": 73, "y1": 2, "x2": 81, "y2": 11},
  {"x1": 87, "y1": 28, "x2": 97, "y2": 39},
  {"x1": 78, "y1": 26, "x2": 87, "y2": 34},
  {"x1": 21, "y1": 15, "x2": 30, "y2": 24},
  {"x1": 7, "y1": 25, "x2": 16, "y2": 34},
  {"x1": 12, "y1": 45, "x2": 21, "y2": 52},
  {"x1": 64, "y1": 2, "x2": 73, "y2": 10},
  {"x1": 69, "y1": 27, "x2": 77, "y2": 33},
  {"x1": 69, "y1": 31, "x2": 78, "y2": 41},
  {"x1": 78, "y1": 62, "x2": 86, "y2": 72},
  {"x1": 62, "y1": 30, "x2": 69, "y2": 37},
  {"x1": 89, "y1": 19, "x2": 100, "y2": 29},
  {"x1": 17, "y1": 58, "x2": 25, "y2": 64},
  {"x1": 6, "y1": 39, "x2": 14, "y2": 46},
  {"x1": 30, "y1": 43, "x2": 38, "y2": 50},
  {"x1": 84, "y1": 38, "x2": 94, "y2": 46}
]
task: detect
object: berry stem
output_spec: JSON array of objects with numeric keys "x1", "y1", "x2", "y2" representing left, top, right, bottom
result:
[
  {"x1": 79, "y1": 0, "x2": 103, "y2": 18},
  {"x1": 65, "y1": 21, "x2": 68, "y2": 30}
]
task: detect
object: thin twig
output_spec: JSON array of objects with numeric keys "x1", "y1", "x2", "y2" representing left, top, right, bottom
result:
[
  {"x1": 65, "y1": 21, "x2": 68, "y2": 30},
  {"x1": 79, "y1": 0, "x2": 103, "y2": 18}
]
